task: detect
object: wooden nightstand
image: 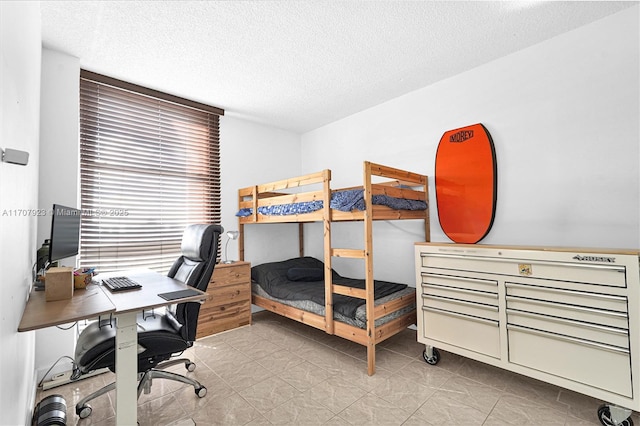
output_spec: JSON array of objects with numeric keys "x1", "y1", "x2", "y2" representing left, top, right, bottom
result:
[{"x1": 196, "y1": 261, "x2": 251, "y2": 338}]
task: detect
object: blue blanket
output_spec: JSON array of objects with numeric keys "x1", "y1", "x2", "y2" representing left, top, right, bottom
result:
[
  {"x1": 330, "y1": 189, "x2": 427, "y2": 212},
  {"x1": 236, "y1": 189, "x2": 426, "y2": 217}
]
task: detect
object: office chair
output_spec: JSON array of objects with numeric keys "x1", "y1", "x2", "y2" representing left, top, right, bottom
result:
[{"x1": 73, "y1": 224, "x2": 223, "y2": 419}]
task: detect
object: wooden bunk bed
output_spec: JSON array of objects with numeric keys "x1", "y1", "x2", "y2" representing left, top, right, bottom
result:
[{"x1": 237, "y1": 161, "x2": 430, "y2": 375}]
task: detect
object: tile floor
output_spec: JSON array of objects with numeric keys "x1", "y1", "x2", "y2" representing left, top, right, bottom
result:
[{"x1": 36, "y1": 311, "x2": 638, "y2": 425}]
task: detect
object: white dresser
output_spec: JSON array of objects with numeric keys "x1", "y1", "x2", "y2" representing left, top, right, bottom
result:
[{"x1": 415, "y1": 243, "x2": 639, "y2": 425}]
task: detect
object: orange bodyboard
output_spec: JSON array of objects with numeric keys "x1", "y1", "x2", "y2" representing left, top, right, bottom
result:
[{"x1": 435, "y1": 123, "x2": 497, "y2": 244}]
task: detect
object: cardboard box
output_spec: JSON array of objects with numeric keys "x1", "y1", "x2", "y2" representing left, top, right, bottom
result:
[{"x1": 45, "y1": 267, "x2": 74, "y2": 301}]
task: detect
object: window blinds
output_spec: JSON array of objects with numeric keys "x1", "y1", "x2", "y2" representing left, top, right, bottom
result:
[{"x1": 79, "y1": 70, "x2": 222, "y2": 273}]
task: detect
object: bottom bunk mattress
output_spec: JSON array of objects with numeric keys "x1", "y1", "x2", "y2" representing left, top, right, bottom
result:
[{"x1": 251, "y1": 256, "x2": 416, "y2": 329}]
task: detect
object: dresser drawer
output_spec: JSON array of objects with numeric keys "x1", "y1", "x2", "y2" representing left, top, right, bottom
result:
[
  {"x1": 423, "y1": 283, "x2": 498, "y2": 306},
  {"x1": 422, "y1": 294, "x2": 499, "y2": 321},
  {"x1": 506, "y1": 296, "x2": 628, "y2": 329},
  {"x1": 422, "y1": 307, "x2": 500, "y2": 359},
  {"x1": 196, "y1": 301, "x2": 251, "y2": 338},
  {"x1": 508, "y1": 324, "x2": 632, "y2": 397},
  {"x1": 421, "y1": 272, "x2": 498, "y2": 294},
  {"x1": 507, "y1": 310, "x2": 629, "y2": 349},
  {"x1": 210, "y1": 263, "x2": 250, "y2": 287},
  {"x1": 505, "y1": 282, "x2": 628, "y2": 313},
  {"x1": 421, "y1": 254, "x2": 628, "y2": 287},
  {"x1": 204, "y1": 282, "x2": 251, "y2": 307}
]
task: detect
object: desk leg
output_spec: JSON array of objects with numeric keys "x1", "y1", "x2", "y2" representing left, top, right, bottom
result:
[{"x1": 115, "y1": 311, "x2": 138, "y2": 425}]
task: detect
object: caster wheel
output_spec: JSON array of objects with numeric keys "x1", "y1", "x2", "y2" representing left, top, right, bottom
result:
[
  {"x1": 195, "y1": 386, "x2": 207, "y2": 398},
  {"x1": 598, "y1": 404, "x2": 634, "y2": 426},
  {"x1": 422, "y1": 347, "x2": 440, "y2": 365},
  {"x1": 76, "y1": 404, "x2": 92, "y2": 419},
  {"x1": 186, "y1": 361, "x2": 196, "y2": 372}
]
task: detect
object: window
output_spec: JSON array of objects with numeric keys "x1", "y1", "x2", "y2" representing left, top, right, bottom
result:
[{"x1": 79, "y1": 70, "x2": 223, "y2": 273}]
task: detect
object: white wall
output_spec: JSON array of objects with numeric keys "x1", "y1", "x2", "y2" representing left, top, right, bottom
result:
[
  {"x1": 0, "y1": 2, "x2": 42, "y2": 424},
  {"x1": 221, "y1": 116, "x2": 302, "y2": 266},
  {"x1": 35, "y1": 48, "x2": 81, "y2": 381},
  {"x1": 38, "y1": 49, "x2": 80, "y2": 245},
  {"x1": 301, "y1": 7, "x2": 640, "y2": 286}
]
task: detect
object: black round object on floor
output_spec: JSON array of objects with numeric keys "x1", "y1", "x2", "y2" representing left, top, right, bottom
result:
[{"x1": 32, "y1": 394, "x2": 66, "y2": 426}]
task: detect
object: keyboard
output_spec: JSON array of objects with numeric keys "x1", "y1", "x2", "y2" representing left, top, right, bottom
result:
[{"x1": 102, "y1": 276, "x2": 142, "y2": 292}]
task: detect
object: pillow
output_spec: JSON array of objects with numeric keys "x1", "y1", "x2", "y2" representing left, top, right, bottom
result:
[
  {"x1": 251, "y1": 256, "x2": 326, "y2": 285},
  {"x1": 286, "y1": 267, "x2": 324, "y2": 282}
]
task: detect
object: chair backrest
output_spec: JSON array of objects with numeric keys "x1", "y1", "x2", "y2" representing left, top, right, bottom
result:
[{"x1": 168, "y1": 224, "x2": 223, "y2": 341}]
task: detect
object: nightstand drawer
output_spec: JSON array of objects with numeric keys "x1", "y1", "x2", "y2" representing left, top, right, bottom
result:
[
  {"x1": 204, "y1": 282, "x2": 251, "y2": 307},
  {"x1": 196, "y1": 300, "x2": 251, "y2": 338},
  {"x1": 196, "y1": 261, "x2": 251, "y2": 338},
  {"x1": 209, "y1": 263, "x2": 250, "y2": 287}
]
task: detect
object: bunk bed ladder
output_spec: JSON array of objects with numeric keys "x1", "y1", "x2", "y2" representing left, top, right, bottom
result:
[
  {"x1": 322, "y1": 170, "x2": 334, "y2": 338},
  {"x1": 363, "y1": 161, "x2": 376, "y2": 376},
  {"x1": 331, "y1": 162, "x2": 430, "y2": 375},
  {"x1": 328, "y1": 162, "x2": 378, "y2": 375}
]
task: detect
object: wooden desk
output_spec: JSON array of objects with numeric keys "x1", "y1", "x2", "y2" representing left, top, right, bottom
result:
[
  {"x1": 19, "y1": 269, "x2": 207, "y2": 425},
  {"x1": 19, "y1": 284, "x2": 115, "y2": 332}
]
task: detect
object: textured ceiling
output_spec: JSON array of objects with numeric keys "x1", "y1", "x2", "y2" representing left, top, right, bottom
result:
[{"x1": 40, "y1": 1, "x2": 637, "y2": 133}]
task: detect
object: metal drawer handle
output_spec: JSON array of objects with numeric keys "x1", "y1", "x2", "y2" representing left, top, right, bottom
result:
[
  {"x1": 505, "y1": 282, "x2": 627, "y2": 302},
  {"x1": 421, "y1": 272, "x2": 497, "y2": 287},
  {"x1": 422, "y1": 253, "x2": 626, "y2": 273},
  {"x1": 422, "y1": 283, "x2": 498, "y2": 299},
  {"x1": 505, "y1": 296, "x2": 628, "y2": 318},
  {"x1": 423, "y1": 294, "x2": 499, "y2": 311},
  {"x1": 507, "y1": 324, "x2": 629, "y2": 355},
  {"x1": 506, "y1": 309, "x2": 629, "y2": 335},
  {"x1": 423, "y1": 306, "x2": 498, "y2": 326}
]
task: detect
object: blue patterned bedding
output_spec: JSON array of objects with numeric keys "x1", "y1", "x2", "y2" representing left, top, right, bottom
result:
[{"x1": 236, "y1": 189, "x2": 427, "y2": 217}]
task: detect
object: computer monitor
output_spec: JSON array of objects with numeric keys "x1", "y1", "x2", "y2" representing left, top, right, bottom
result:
[{"x1": 48, "y1": 204, "x2": 81, "y2": 266}]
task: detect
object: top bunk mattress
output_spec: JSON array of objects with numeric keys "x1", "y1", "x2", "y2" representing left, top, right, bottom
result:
[{"x1": 237, "y1": 188, "x2": 427, "y2": 217}]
